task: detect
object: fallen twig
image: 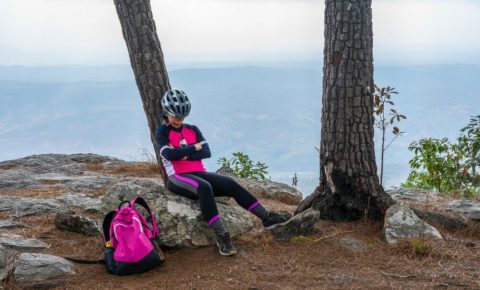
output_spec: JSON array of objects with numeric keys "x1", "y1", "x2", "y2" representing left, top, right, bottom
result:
[
  {"x1": 380, "y1": 271, "x2": 416, "y2": 279},
  {"x1": 309, "y1": 230, "x2": 355, "y2": 244}
]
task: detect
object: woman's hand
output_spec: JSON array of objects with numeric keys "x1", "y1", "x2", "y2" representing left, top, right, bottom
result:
[{"x1": 194, "y1": 143, "x2": 202, "y2": 151}]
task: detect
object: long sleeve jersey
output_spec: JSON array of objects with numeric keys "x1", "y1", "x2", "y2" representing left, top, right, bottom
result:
[{"x1": 155, "y1": 123, "x2": 211, "y2": 176}]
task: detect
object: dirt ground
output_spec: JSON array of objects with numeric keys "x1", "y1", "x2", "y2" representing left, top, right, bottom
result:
[{"x1": 3, "y1": 209, "x2": 480, "y2": 290}]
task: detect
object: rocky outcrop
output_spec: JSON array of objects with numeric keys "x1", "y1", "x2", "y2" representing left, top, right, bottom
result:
[
  {"x1": 383, "y1": 204, "x2": 443, "y2": 244},
  {"x1": 101, "y1": 179, "x2": 254, "y2": 247}
]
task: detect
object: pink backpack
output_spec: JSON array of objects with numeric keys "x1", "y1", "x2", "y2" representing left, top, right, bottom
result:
[{"x1": 102, "y1": 196, "x2": 165, "y2": 275}]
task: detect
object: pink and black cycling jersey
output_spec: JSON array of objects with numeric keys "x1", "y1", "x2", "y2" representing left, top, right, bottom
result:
[{"x1": 155, "y1": 123, "x2": 211, "y2": 176}]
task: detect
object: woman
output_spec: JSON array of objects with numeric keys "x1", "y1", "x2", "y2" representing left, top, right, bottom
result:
[{"x1": 155, "y1": 89, "x2": 292, "y2": 256}]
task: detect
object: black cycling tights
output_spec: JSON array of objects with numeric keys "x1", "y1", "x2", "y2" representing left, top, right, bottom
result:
[{"x1": 166, "y1": 172, "x2": 260, "y2": 225}]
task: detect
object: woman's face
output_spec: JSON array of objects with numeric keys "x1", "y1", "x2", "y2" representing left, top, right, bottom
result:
[{"x1": 166, "y1": 113, "x2": 184, "y2": 127}]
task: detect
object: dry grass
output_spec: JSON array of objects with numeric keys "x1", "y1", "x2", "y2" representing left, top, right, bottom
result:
[
  {"x1": 0, "y1": 212, "x2": 478, "y2": 290},
  {"x1": 85, "y1": 162, "x2": 162, "y2": 178},
  {"x1": 0, "y1": 187, "x2": 67, "y2": 198},
  {"x1": 0, "y1": 163, "x2": 17, "y2": 170}
]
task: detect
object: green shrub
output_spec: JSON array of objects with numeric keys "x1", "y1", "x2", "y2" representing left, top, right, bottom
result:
[
  {"x1": 217, "y1": 152, "x2": 269, "y2": 180},
  {"x1": 401, "y1": 115, "x2": 480, "y2": 197}
]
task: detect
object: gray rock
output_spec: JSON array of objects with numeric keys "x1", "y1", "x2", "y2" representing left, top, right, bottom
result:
[
  {"x1": 215, "y1": 167, "x2": 303, "y2": 205},
  {"x1": 0, "y1": 245, "x2": 7, "y2": 281},
  {"x1": 0, "y1": 195, "x2": 65, "y2": 217},
  {"x1": 413, "y1": 208, "x2": 468, "y2": 231},
  {"x1": 53, "y1": 192, "x2": 102, "y2": 211},
  {"x1": 13, "y1": 253, "x2": 75, "y2": 285},
  {"x1": 0, "y1": 169, "x2": 40, "y2": 192},
  {"x1": 0, "y1": 234, "x2": 48, "y2": 250},
  {"x1": 383, "y1": 204, "x2": 443, "y2": 244},
  {"x1": 101, "y1": 179, "x2": 254, "y2": 247},
  {"x1": 443, "y1": 199, "x2": 480, "y2": 221},
  {"x1": 386, "y1": 187, "x2": 444, "y2": 203},
  {"x1": 0, "y1": 220, "x2": 27, "y2": 229},
  {"x1": 267, "y1": 208, "x2": 319, "y2": 241},
  {"x1": 54, "y1": 212, "x2": 99, "y2": 236}
]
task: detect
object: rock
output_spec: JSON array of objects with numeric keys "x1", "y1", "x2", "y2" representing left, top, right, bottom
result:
[
  {"x1": 215, "y1": 167, "x2": 303, "y2": 205},
  {"x1": 216, "y1": 166, "x2": 235, "y2": 177},
  {"x1": 101, "y1": 179, "x2": 254, "y2": 247},
  {"x1": 0, "y1": 195, "x2": 65, "y2": 217},
  {"x1": 443, "y1": 199, "x2": 480, "y2": 221},
  {"x1": 0, "y1": 220, "x2": 27, "y2": 229},
  {"x1": 267, "y1": 208, "x2": 319, "y2": 241},
  {"x1": 0, "y1": 244, "x2": 7, "y2": 281},
  {"x1": 340, "y1": 236, "x2": 366, "y2": 250},
  {"x1": 238, "y1": 178, "x2": 302, "y2": 205},
  {"x1": 412, "y1": 208, "x2": 468, "y2": 231},
  {"x1": 54, "y1": 212, "x2": 99, "y2": 236},
  {"x1": 53, "y1": 192, "x2": 102, "y2": 212},
  {"x1": 0, "y1": 234, "x2": 48, "y2": 250},
  {"x1": 383, "y1": 204, "x2": 443, "y2": 244},
  {"x1": 13, "y1": 253, "x2": 75, "y2": 286},
  {"x1": 386, "y1": 187, "x2": 444, "y2": 203}
]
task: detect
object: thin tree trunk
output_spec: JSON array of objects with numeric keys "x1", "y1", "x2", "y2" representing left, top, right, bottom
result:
[
  {"x1": 381, "y1": 117, "x2": 385, "y2": 186},
  {"x1": 296, "y1": 0, "x2": 394, "y2": 221},
  {"x1": 113, "y1": 0, "x2": 170, "y2": 184}
]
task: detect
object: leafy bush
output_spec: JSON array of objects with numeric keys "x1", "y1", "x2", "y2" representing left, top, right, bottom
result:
[
  {"x1": 217, "y1": 152, "x2": 269, "y2": 180},
  {"x1": 401, "y1": 116, "x2": 480, "y2": 197}
]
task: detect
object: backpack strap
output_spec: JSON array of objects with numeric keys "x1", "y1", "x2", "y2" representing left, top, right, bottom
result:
[
  {"x1": 130, "y1": 196, "x2": 159, "y2": 238},
  {"x1": 102, "y1": 211, "x2": 116, "y2": 243}
]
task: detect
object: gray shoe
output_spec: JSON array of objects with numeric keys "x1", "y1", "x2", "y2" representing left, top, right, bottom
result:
[
  {"x1": 262, "y1": 212, "x2": 293, "y2": 228},
  {"x1": 216, "y1": 232, "x2": 237, "y2": 256}
]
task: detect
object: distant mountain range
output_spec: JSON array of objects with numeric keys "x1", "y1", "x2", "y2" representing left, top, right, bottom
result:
[{"x1": 1, "y1": 64, "x2": 479, "y2": 195}]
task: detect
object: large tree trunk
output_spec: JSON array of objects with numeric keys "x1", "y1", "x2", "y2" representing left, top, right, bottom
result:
[
  {"x1": 296, "y1": 0, "x2": 394, "y2": 221},
  {"x1": 113, "y1": 0, "x2": 170, "y2": 184}
]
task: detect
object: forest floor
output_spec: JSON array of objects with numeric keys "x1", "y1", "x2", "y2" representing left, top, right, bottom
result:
[{"x1": 3, "y1": 199, "x2": 480, "y2": 290}]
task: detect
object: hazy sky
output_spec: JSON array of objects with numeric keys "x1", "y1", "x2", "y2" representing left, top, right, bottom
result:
[{"x1": 0, "y1": 0, "x2": 479, "y2": 66}]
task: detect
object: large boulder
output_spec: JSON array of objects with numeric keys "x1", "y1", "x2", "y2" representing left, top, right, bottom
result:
[
  {"x1": 101, "y1": 179, "x2": 254, "y2": 247},
  {"x1": 13, "y1": 253, "x2": 75, "y2": 286},
  {"x1": 383, "y1": 204, "x2": 443, "y2": 244}
]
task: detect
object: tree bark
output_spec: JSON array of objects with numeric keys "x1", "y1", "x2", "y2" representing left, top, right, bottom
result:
[
  {"x1": 296, "y1": 0, "x2": 394, "y2": 221},
  {"x1": 113, "y1": 0, "x2": 170, "y2": 184}
]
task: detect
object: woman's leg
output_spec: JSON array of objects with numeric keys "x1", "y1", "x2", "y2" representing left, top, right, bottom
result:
[
  {"x1": 167, "y1": 173, "x2": 227, "y2": 235},
  {"x1": 189, "y1": 172, "x2": 270, "y2": 221}
]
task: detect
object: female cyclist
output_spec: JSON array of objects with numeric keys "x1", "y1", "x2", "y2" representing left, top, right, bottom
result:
[{"x1": 155, "y1": 89, "x2": 292, "y2": 256}]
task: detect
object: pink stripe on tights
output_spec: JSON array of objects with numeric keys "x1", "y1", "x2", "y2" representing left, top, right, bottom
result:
[
  {"x1": 174, "y1": 174, "x2": 199, "y2": 188},
  {"x1": 248, "y1": 200, "x2": 260, "y2": 212},
  {"x1": 208, "y1": 214, "x2": 220, "y2": 225}
]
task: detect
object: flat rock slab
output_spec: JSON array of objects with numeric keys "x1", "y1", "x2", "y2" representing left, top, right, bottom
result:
[
  {"x1": 384, "y1": 204, "x2": 443, "y2": 244},
  {"x1": 386, "y1": 187, "x2": 445, "y2": 203},
  {"x1": 54, "y1": 212, "x2": 99, "y2": 236},
  {"x1": 443, "y1": 199, "x2": 480, "y2": 221},
  {"x1": 0, "y1": 234, "x2": 48, "y2": 250},
  {"x1": 13, "y1": 253, "x2": 75, "y2": 285},
  {"x1": 267, "y1": 208, "x2": 319, "y2": 241},
  {"x1": 0, "y1": 195, "x2": 65, "y2": 217}
]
